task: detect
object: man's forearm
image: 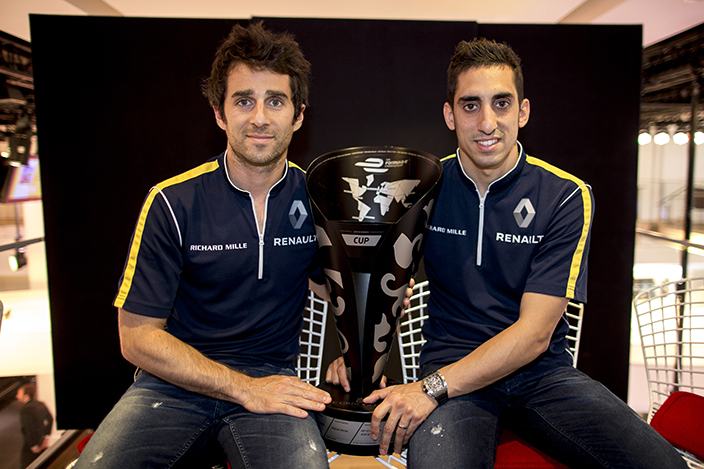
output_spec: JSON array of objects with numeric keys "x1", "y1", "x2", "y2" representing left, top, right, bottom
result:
[
  {"x1": 117, "y1": 308, "x2": 331, "y2": 418},
  {"x1": 118, "y1": 308, "x2": 249, "y2": 403},
  {"x1": 127, "y1": 330, "x2": 250, "y2": 402},
  {"x1": 442, "y1": 323, "x2": 547, "y2": 397},
  {"x1": 441, "y1": 293, "x2": 568, "y2": 398}
]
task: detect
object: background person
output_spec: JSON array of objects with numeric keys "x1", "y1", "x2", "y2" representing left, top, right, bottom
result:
[{"x1": 16, "y1": 383, "x2": 53, "y2": 468}]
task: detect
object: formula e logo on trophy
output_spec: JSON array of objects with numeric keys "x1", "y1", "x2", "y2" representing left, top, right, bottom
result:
[{"x1": 355, "y1": 157, "x2": 389, "y2": 173}]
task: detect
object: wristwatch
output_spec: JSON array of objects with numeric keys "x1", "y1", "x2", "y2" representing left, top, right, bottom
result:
[{"x1": 421, "y1": 371, "x2": 448, "y2": 405}]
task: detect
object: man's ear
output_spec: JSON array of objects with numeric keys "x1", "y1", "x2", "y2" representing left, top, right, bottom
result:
[
  {"x1": 214, "y1": 106, "x2": 226, "y2": 130},
  {"x1": 443, "y1": 102, "x2": 456, "y2": 131},
  {"x1": 293, "y1": 104, "x2": 305, "y2": 132},
  {"x1": 518, "y1": 98, "x2": 530, "y2": 129}
]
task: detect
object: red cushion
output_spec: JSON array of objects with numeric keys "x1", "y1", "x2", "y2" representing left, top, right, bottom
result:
[
  {"x1": 76, "y1": 432, "x2": 94, "y2": 453},
  {"x1": 495, "y1": 429, "x2": 569, "y2": 469},
  {"x1": 650, "y1": 391, "x2": 704, "y2": 461}
]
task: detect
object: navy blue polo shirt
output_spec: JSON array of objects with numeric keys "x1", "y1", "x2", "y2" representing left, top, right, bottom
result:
[
  {"x1": 114, "y1": 151, "x2": 320, "y2": 368},
  {"x1": 421, "y1": 143, "x2": 594, "y2": 368}
]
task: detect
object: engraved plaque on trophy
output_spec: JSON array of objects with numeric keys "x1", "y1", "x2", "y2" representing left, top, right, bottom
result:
[{"x1": 305, "y1": 146, "x2": 442, "y2": 455}]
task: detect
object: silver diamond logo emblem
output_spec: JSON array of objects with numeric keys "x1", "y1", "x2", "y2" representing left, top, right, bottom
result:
[
  {"x1": 289, "y1": 200, "x2": 307, "y2": 229},
  {"x1": 513, "y1": 198, "x2": 535, "y2": 228}
]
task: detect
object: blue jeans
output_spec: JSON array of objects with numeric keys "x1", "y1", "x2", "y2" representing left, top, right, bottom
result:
[
  {"x1": 73, "y1": 364, "x2": 328, "y2": 469},
  {"x1": 408, "y1": 356, "x2": 687, "y2": 469}
]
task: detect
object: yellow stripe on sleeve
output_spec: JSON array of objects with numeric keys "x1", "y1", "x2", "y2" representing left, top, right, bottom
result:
[
  {"x1": 114, "y1": 160, "x2": 220, "y2": 308},
  {"x1": 526, "y1": 156, "x2": 592, "y2": 299},
  {"x1": 567, "y1": 187, "x2": 592, "y2": 297}
]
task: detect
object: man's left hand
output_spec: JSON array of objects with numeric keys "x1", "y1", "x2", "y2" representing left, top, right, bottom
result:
[{"x1": 363, "y1": 381, "x2": 437, "y2": 455}]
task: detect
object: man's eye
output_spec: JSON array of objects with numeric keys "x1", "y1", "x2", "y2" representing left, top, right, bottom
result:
[
  {"x1": 464, "y1": 103, "x2": 477, "y2": 111},
  {"x1": 269, "y1": 98, "x2": 284, "y2": 107},
  {"x1": 496, "y1": 100, "x2": 510, "y2": 109},
  {"x1": 236, "y1": 98, "x2": 253, "y2": 107}
]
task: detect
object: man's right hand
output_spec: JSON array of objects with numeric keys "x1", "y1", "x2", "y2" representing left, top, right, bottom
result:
[
  {"x1": 240, "y1": 374, "x2": 331, "y2": 418},
  {"x1": 325, "y1": 356, "x2": 351, "y2": 392},
  {"x1": 325, "y1": 356, "x2": 388, "y2": 393}
]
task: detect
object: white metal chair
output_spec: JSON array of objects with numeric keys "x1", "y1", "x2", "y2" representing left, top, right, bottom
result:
[
  {"x1": 297, "y1": 289, "x2": 329, "y2": 387},
  {"x1": 397, "y1": 281, "x2": 584, "y2": 377},
  {"x1": 633, "y1": 278, "x2": 704, "y2": 469},
  {"x1": 386, "y1": 280, "x2": 585, "y2": 469}
]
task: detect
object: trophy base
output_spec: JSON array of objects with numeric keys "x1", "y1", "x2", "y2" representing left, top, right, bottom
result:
[{"x1": 316, "y1": 381, "x2": 392, "y2": 456}]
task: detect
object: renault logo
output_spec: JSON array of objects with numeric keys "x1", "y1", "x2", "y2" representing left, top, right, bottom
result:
[
  {"x1": 513, "y1": 198, "x2": 535, "y2": 228},
  {"x1": 289, "y1": 200, "x2": 307, "y2": 229}
]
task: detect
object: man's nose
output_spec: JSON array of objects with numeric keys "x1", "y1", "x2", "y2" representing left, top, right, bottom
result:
[
  {"x1": 478, "y1": 107, "x2": 497, "y2": 134},
  {"x1": 251, "y1": 102, "x2": 270, "y2": 127}
]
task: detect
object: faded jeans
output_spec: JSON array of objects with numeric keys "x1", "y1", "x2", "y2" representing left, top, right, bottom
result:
[
  {"x1": 73, "y1": 364, "x2": 328, "y2": 469},
  {"x1": 408, "y1": 355, "x2": 687, "y2": 469}
]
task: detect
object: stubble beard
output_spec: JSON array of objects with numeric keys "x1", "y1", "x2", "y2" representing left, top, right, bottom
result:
[{"x1": 228, "y1": 131, "x2": 292, "y2": 170}]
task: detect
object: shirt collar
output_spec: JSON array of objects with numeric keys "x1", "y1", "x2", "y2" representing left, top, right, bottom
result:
[
  {"x1": 222, "y1": 149, "x2": 289, "y2": 196},
  {"x1": 455, "y1": 141, "x2": 526, "y2": 193}
]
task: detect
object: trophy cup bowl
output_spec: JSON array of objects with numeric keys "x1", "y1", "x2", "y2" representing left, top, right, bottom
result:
[{"x1": 305, "y1": 146, "x2": 442, "y2": 455}]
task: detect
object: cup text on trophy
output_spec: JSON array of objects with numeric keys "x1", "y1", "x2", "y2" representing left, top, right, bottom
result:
[{"x1": 341, "y1": 234, "x2": 382, "y2": 247}]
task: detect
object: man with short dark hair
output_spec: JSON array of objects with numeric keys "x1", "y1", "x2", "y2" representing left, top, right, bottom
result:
[
  {"x1": 329, "y1": 38, "x2": 687, "y2": 468},
  {"x1": 16, "y1": 383, "x2": 53, "y2": 468},
  {"x1": 74, "y1": 22, "x2": 331, "y2": 468}
]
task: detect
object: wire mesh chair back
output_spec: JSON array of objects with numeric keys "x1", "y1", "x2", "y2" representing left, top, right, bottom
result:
[
  {"x1": 633, "y1": 278, "x2": 704, "y2": 422},
  {"x1": 564, "y1": 301, "x2": 585, "y2": 367},
  {"x1": 297, "y1": 289, "x2": 329, "y2": 386},
  {"x1": 397, "y1": 281, "x2": 431, "y2": 384},
  {"x1": 396, "y1": 281, "x2": 585, "y2": 385}
]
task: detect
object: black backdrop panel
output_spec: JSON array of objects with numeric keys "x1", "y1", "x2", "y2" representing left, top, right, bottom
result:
[
  {"x1": 477, "y1": 24, "x2": 643, "y2": 397},
  {"x1": 254, "y1": 18, "x2": 478, "y2": 167},
  {"x1": 30, "y1": 15, "x2": 640, "y2": 429},
  {"x1": 30, "y1": 15, "x2": 241, "y2": 429}
]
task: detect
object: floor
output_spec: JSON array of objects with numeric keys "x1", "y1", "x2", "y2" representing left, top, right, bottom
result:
[
  {"x1": 0, "y1": 403, "x2": 22, "y2": 469},
  {"x1": 331, "y1": 454, "x2": 405, "y2": 468}
]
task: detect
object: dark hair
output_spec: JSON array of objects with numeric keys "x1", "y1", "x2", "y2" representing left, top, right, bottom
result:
[
  {"x1": 19, "y1": 383, "x2": 36, "y2": 400},
  {"x1": 447, "y1": 38, "x2": 524, "y2": 104},
  {"x1": 202, "y1": 21, "x2": 311, "y2": 122}
]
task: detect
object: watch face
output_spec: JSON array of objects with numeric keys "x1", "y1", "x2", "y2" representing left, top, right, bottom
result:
[
  {"x1": 423, "y1": 371, "x2": 448, "y2": 405},
  {"x1": 424, "y1": 372, "x2": 445, "y2": 395}
]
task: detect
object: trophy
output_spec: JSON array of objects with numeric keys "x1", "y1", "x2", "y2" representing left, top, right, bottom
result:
[{"x1": 306, "y1": 146, "x2": 442, "y2": 455}]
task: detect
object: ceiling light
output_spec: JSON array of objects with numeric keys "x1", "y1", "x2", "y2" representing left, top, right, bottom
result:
[
  {"x1": 638, "y1": 130, "x2": 652, "y2": 145},
  {"x1": 653, "y1": 129, "x2": 671, "y2": 145},
  {"x1": 8, "y1": 248, "x2": 26, "y2": 271},
  {"x1": 673, "y1": 130, "x2": 689, "y2": 145},
  {"x1": 695, "y1": 131, "x2": 704, "y2": 145}
]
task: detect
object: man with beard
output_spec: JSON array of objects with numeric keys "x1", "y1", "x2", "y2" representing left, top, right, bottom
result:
[{"x1": 74, "y1": 22, "x2": 331, "y2": 468}]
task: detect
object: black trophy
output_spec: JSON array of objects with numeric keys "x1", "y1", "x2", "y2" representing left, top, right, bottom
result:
[{"x1": 306, "y1": 146, "x2": 442, "y2": 455}]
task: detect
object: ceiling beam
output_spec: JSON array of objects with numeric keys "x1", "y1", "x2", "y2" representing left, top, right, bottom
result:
[
  {"x1": 64, "y1": 0, "x2": 124, "y2": 16},
  {"x1": 558, "y1": 0, "x2": 628, "y2": 23}
]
